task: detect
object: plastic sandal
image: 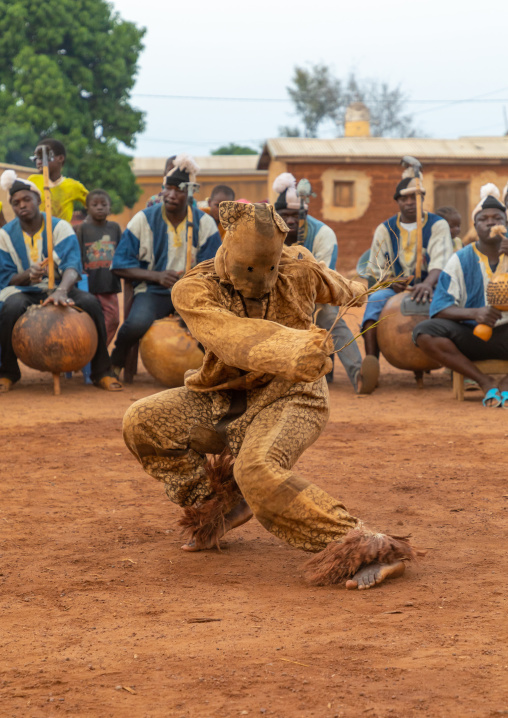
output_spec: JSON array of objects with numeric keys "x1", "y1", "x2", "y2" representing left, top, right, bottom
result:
[
  {"x1": 500, "y1": 391, "x2": 508, "y2": 409},
  {"x1": 482, "y1": 388, "x2": 502, "y2": 407},
  {"x1": 95, "y1": 375, "x2": 123, "y2": 392}
]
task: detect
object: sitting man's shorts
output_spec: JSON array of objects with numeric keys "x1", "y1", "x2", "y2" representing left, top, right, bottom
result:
[
  {"x1": 361, "y1": 288, "x2": 396, "y2": 329},
  {"x1": 413, "y1": 318, "x2": 508, "y2": 361}
]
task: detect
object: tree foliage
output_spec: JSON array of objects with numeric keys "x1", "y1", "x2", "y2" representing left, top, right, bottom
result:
[
  {"x1": 211, "y1": 143, "x2": 258, "y2": 155},
  {"x1": 281, "y1": 65, "x2": 420, "y2": 139},
  {"x1": 334, "y1": 74, "x2": 419, "y2": 138},
  {"x1": 286, "y1": 64, "x2": 341, "y2": 138},
  {"x1": 0, "y1": 0, "x2": 146, "y2": 212}
]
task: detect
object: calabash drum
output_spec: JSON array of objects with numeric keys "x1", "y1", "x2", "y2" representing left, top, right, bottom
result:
[
  {"x1": 12, "y1": 304, "x2": 98, "y2": 394},
  {"x1": 377, "y1": 291, "x2": 441, "y2": 373},
  {"x1": 139, "y1": 316, "x2": 204, "y2": 388}
]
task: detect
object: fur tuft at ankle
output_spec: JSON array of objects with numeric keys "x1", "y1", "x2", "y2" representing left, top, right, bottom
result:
[{"x1": 304, "y1": 528, "x2": 423, "y2": 586}]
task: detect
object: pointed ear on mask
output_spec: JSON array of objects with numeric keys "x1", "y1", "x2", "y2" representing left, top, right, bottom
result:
[{"x1": 269, "y1": 205, "x2": 289, "y2": 234}]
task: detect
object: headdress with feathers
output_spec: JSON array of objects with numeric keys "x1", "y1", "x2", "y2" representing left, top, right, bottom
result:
[
  {"x1": 165, "y1": 153, "x2": 200, "y2": 186},
  {"x1": 1, "y1": 169, "x2": 41, "y2": 199},
  {"x1": 472, "y1": 183, "x2": 505, "y2": 221},
  {"x1": 273, "y1": 173, "x2": 307, "y2": 211}
]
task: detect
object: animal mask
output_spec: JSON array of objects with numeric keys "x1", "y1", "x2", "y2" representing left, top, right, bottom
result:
[{"x1": 215, "y1": 202, "x2": 288, "y2": 299}]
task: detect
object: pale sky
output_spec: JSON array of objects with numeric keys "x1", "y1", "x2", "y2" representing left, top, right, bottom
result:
[{"x1": 112, "y1": 0, "x2": 508, "y2": 158}]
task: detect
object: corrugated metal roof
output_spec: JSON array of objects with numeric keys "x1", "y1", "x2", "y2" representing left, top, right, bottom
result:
[
  {"x1": 133, "y1": 155, "x2": 263, "y2": 176},
  {"x1": 258, "y1": 137, "x2": 508, "y2": 168}
]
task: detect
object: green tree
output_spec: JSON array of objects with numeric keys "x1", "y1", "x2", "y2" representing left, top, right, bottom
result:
[
  {"x1": 278, "y1": 125, "x2": 301, "y2": 138},
  {"x1": 334, "y1": 74, "x2": 419, "y2": 138},
  {"x1": 211, "y1": 143, "x2": 258, "y2": 155},
  {"x1": 285, "y1": 63, "x2": 342, "y2": 138},
  {"x1": 283, "y1": 65, "x2": 420, "y2": 138},
  {"x1": 0, "y1": 0, "x2": 146, "y2": 212}
]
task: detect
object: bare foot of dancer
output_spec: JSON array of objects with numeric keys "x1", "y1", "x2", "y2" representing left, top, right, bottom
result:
[
  {"x1": 345, "y1": 560, "x2": 405, "y2": 590},
  {"x1": 181, "y1": 499, "x2": 254, "y2": 552}
]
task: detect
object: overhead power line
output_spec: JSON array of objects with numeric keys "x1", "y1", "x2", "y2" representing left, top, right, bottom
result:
[
  {"x1": 132, "y1": 92, "x2": 508, "y2": 105},
  {"x1": 412, "y1": 85, "x2": 508, "y2": 116}
]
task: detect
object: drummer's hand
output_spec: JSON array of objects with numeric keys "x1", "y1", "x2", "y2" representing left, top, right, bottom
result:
[
  {"x1": 474, "y1": 306, "x2": 502, "y2": 327},
  {"x1": 410, "y1": 282, "x2": 433, "y2": 304},
  {"x1": 42, "y1": 288, "x2": 75, "y2": 307},
  {"x1": 391, "y1": 281, "x2": 410, "y2": 294},
  {"x1": 158, "y1": 270, "x2": 179, "y2": 288},
  {"x1": 29, "y1": 262, "x2": 46, "y2": 284}
]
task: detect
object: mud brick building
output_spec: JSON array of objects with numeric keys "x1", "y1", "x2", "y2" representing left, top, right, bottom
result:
[
  {"x1": 112, "y1": 155, "x2": 268, "y2": 228},
  {"x1": 258, "y1": 108, "x2": 508, "y2": 270}
]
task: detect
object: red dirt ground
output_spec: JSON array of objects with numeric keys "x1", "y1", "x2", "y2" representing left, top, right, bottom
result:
[{"x1": 1, "y1": 347, "x2": 507, "y2": 717}]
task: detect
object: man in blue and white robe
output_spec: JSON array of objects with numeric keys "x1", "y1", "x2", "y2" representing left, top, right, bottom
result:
[
  {"x1": 414, "y1": 191, "x2": 508, "y2": 405},
  {"x1": 0, "y1": 174, "x2": 117, "y2": 391},
  {"x1": 273, "y1": 175, "x2": 370, "y2": 392},
  {"x1": 111, "y1": 161, "x2": 221, "y2": 372}
]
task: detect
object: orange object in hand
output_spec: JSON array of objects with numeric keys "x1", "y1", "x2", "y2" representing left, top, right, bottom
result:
[{"x1": 473, "y1": 324, "x2": 493, "y2": 341}]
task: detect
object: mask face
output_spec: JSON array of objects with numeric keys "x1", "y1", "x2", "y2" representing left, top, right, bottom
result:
[
  {"x1": 217, "y1": 202, "x2": 288, "y2": 299},
  {"x1": 225, "y1": 235, "x2": 282, "y2": 298}
]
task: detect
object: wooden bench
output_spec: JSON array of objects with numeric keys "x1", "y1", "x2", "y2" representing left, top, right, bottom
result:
[{"x1": 452, "y1": 360, "x2": 508, "y2": 401}]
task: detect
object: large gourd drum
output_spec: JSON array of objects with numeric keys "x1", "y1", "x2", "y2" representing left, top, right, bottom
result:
[
  {"x1": 140, "y1": 316, "x2": 204, "y2": 387},
  {"x1": 12, "y1": 304, "x2": 98, "y2": 393},
  {"x1": 377, "y1": 291, "x2": 441, "y2": 372}
]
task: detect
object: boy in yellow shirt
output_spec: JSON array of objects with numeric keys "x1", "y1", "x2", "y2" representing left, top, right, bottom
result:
[{"x1": 28, "y1": 138, "x2": 88, "y2": 223}]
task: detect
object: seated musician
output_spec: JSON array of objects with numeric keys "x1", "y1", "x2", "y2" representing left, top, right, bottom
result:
[
  {"x1": 272, "y1": 173, "x2": 376, "y2": 393},
  {"x1": 414, "y1": 185, "x2": 508, "y2": 408},
  {"x1": 361, "y1": 176, "x2": 454, "y2": 389},
  {"x1": 110, "y1": 154, "x2": 221, "y2": 377},
  {"x1": 0, "y1": 171, "x2": 121, "y2": 393}
]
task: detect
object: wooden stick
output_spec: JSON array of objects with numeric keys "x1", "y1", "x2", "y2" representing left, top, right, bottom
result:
[
  {"x1": 41, "y1": 146, "x2": 55, "y2": 290},
  {"x1": 414, "y1": 176, "x2": 424, "y2": 282},
  {"x1": 185, "y1": 201, "x2": 193, "y2": 275},
  {"x1": 52, "y1": 372, "x2": 60, "y2": 396}
]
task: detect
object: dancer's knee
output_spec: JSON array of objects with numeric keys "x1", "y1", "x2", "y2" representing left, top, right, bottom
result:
[{"x1": 234, "y1": 453, "x2": 282, "y2": 515}]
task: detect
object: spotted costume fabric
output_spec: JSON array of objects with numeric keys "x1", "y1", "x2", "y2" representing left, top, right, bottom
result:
[{"x1": 123, "y1": 202, "x2": 366, "y2": 554}]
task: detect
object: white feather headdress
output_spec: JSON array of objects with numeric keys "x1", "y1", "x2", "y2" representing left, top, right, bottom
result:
[
  {"x1": 0, "y1": 169, "x2": 41, "y2": 198},
  {"x1": 272, "y1": 172, "x2": 305, "y2": 210},
  {"x1": 165, "y1": 153, "x2": 200, "y2": 183},
  {"x1": 272, "y1": 172, "x2": 296, "y2": 195},
  {"x1": 472, "y1": 183, "x2": 503, "y2": 221}
]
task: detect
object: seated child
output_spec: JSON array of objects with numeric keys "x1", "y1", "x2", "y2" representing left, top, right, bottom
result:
[
  {"x1": 76, "y1": 190, "x2": 122, "y2": 345},
  {"x1": 435, "y1": 206, "x2": 462, "y2": 252},
  {"x1": 28, "y1": 138, "x2": 88, "y2": 223}
]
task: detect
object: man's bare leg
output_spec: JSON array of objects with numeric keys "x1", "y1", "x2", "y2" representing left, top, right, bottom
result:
[
  {"x1": 363, "y1": 319, "x2": 379, "y2": 357},
  {"x1": 417, "y1": 335, "x2": 500, "y2": 405},
  {"x1": 345, "y1": 560, "x2": 405, "y2": 590},
  {"x1": 181, "y1": 498, "x2": 253, "y2": 552}
]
